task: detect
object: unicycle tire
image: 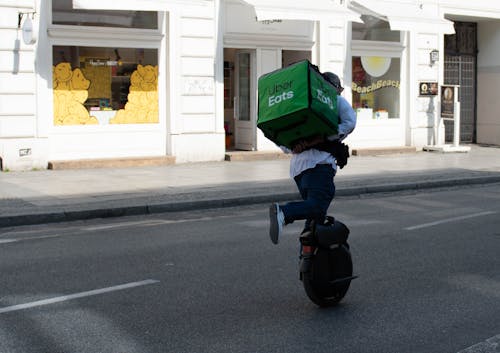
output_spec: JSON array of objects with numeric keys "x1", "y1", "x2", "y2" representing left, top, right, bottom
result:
[{"x1": 302, "y1": 244, "x2": 353, "y2": 307}]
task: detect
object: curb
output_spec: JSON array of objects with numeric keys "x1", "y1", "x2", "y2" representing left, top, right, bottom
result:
[
  {"x1": 1, "y1": 175, "x2": 500, "y2": 229},
  {"x1": 337, "y1": 175, "x2": 500, "y2": 196}
]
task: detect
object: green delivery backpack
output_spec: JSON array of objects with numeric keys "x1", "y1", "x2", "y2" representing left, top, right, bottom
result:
[{"x1": 257, "y1": 60, "x2": 339, "y2": 149}]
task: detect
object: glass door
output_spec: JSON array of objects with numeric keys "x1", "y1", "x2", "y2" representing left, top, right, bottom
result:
[{"x1": 234, "y1": 50, "x2": 256, "y2": 150}]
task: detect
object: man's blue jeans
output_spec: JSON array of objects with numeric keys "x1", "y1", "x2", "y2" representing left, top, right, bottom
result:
[{"x1": 281, "y1": 164, "x2": 336, "y2": 230}]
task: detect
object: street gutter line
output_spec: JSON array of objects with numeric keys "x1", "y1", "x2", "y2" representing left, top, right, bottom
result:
[
  {"x1": 404, "y1": 211, "x2": 496, "y2": 231},
  {"x1": 0, "y1": 279, "x2": 159, "y2": 314}
]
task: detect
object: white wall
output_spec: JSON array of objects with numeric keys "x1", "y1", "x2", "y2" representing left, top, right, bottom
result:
[
  {"x1": 477, "y1": 21, "x2": 500, "y2": 145},
  {"x1": 0, "y1": 0, "x2": 45, "y2": 170},
  {"x1": 318, "y1": 21, "x2": 348, "y2": 82},
  {"x1": 411, "y1": 31, "x2": 444, "y2": 147},
  {"x1": 170, "y1": 1, "x2": 222, "y2": 162}
]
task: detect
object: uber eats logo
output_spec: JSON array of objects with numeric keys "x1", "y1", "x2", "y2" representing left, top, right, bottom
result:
[
  {"x1": 316, "y1": 88, "x2": 334, "y2": 110},
  {"x1": 267, "y1": 80, "x2": 294, "y2": 107}
]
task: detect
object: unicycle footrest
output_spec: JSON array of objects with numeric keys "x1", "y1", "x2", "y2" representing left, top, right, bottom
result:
[
  {"x1": 299, "y1": 232, "x2": 315, "y2": 246},
  {"x1": 329, "y1": 275, "x2": 358, "y2": 285}
]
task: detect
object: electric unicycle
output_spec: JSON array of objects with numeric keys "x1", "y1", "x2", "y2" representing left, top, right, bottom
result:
[{"x1": 299, "y1": 216, "x2": 357, "y2": 307}]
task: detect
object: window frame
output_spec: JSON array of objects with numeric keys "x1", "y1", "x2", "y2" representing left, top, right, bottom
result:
[
  {"x1": 46, "y1": 0, "x2": 165, "y2": 132},
  {"x1": 350, "y1": 38, "x2": 405, "y2": 120}
]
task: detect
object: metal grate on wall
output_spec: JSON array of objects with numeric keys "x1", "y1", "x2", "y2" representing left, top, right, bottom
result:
[
  {"x1": 443, "y1": 56, "x2": 476, "y2": 143},
  {"x1": 443, "y1": 21, "x2": 477, "y2": 144}
]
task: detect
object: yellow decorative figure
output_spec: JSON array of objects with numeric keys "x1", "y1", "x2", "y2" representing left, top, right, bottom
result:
[
  {"x1": 53, "y1": 62, "x2": 72, "y2": 90},
  {"x1": 53, "y1": 63, "x2": 98, "y2": 125},
  {"x1": 110, "y1": 64, "x2": 159, "y2": 124}
]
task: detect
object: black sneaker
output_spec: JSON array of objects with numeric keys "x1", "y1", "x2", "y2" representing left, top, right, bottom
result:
[{"x1": 269, "y1": 203, "x2": 284, "y2": 244}]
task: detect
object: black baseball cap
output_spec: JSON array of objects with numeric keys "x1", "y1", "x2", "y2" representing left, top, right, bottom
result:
[{"x1": 322, "y1": 72, "x2": 343, "y2": 91}]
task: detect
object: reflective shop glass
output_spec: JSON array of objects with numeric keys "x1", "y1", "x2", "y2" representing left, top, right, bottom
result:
[
  {"x1": 52, "y1": 0, "x2": 158, "y2": 29},
  {"x1": 352, "y1": 15, "x2": 400, "y2": 42},
  {"x1": 351, "y1": 56, "x2": 400, "y2": 119}
]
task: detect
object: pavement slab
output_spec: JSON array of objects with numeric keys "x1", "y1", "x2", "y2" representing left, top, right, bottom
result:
[{"x1": 1, "y1": 145, "x2": 499, "y2": 228}]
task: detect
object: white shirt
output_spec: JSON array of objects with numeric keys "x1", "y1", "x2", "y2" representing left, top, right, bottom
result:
[{"x1": 281, "y1": 95, "x2": 357, "y2": 178}]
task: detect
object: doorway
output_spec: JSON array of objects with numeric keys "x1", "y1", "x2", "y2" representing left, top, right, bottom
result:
[
  {"x1": 223, "y1": 49, "x2": 311, "y2": 151},
  {"x1": 444, "y1": 22, "x2": 477, "y2": 143},
  {"x1": 223, "y1": 48, "x2": 256, "y2": 151}
]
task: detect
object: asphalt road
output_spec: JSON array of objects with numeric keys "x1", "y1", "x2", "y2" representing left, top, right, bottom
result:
[{"x1": 1, "y1": 183, "x2": 499, "y2": 353}]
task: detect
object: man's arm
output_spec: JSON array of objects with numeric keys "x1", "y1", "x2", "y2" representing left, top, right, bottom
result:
[{"x1": 332, "y1": 95, "x2": 357, "y2": 141}]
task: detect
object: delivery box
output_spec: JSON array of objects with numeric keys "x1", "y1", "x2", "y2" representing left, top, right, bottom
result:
[{"x1": 257, "y1": 60, "x2": 339, "y2": 149}]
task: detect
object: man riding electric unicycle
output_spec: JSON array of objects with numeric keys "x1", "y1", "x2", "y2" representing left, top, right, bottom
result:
[{"x1": 257, "y1": 61, "x2": 357, "y2": 307}]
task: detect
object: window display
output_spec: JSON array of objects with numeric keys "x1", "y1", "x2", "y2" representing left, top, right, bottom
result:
[
  {"x1": 351, "y1": 56, "x2": 400, "y2": 119},
  {"x1": 53, "y1": 46, "x2": 158, "y2": 125}
]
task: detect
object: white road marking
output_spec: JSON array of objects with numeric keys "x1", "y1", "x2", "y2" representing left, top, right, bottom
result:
[
  {"x1": 84, "y1": 219, "x2": 172, "y2": 231},
  {"x1": 0, "y1": 234, "x2": 63, "y2": 244},
  {"x1": 0, "y1": 279, "x2": 159, "y2": 314},
  {"x1": 404, "y1": 211, "x2": 496, "y2": 231},
  {"x1": 457, "y1": 333, "x2": 500, "y2": 353},
  {"x1": 83, "y1": 216, "x2": 229, "y2": 231}
]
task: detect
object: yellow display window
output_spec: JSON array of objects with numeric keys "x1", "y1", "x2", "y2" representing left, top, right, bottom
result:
[{"x1": 52, "y1": 46, "x2": 158, "y2": 125}]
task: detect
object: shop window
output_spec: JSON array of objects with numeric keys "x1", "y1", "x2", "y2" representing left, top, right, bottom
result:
[
  {"x1": 351, "y1": 56, "x2": 400, "y2": 120},
  {"x1": 237, "y1": 53, "x2": 251, "y2": 122},
  {"x1": 52, "y1": 0, "x2": 157, "y2": 29},
  {"x1": 352, "y1": 15, "x2": 399, "y2": 42},
  {"x1": 52, "y1": 46, "x2": 158, "y2": 125}
]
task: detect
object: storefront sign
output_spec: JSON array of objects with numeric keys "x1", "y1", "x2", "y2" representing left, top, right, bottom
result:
[
  {"x1": 351, "y1": 80, "x2": 400, "y2": 94},
  {"x1": 255, "y1": 17, "x2": 282, "y2": 25},
  {"x1": 441, "y1": 85, "x2": 458, "y2": 117},
  {"x1": 419, "y1": 82, "x2": 438, "y2": 96}
]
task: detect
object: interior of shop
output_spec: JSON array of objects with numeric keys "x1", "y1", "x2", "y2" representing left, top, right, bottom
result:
[{"x1": 52, "y1": 46, "x2": 158, "y2": 125}]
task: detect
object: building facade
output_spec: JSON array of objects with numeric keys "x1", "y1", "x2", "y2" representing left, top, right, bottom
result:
[{"x1": 1, "y1": 0, "x2": 500, "y2": 170}]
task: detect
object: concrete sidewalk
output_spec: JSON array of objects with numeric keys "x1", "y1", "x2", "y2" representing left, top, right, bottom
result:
[{"x1": 1, "y1": 145, "x2": 500, "y2": 228}]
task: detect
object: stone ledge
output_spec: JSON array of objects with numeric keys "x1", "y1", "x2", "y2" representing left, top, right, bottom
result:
[
  {"x1": 48, "y1": 156, "x2": 176, "y2": 170},
  {"x1": 225, "y1": 151, "x2": 291, "y2": 161},
  {"x1": 351, "y1": 146, "x2": 417, "y2": 156}
]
